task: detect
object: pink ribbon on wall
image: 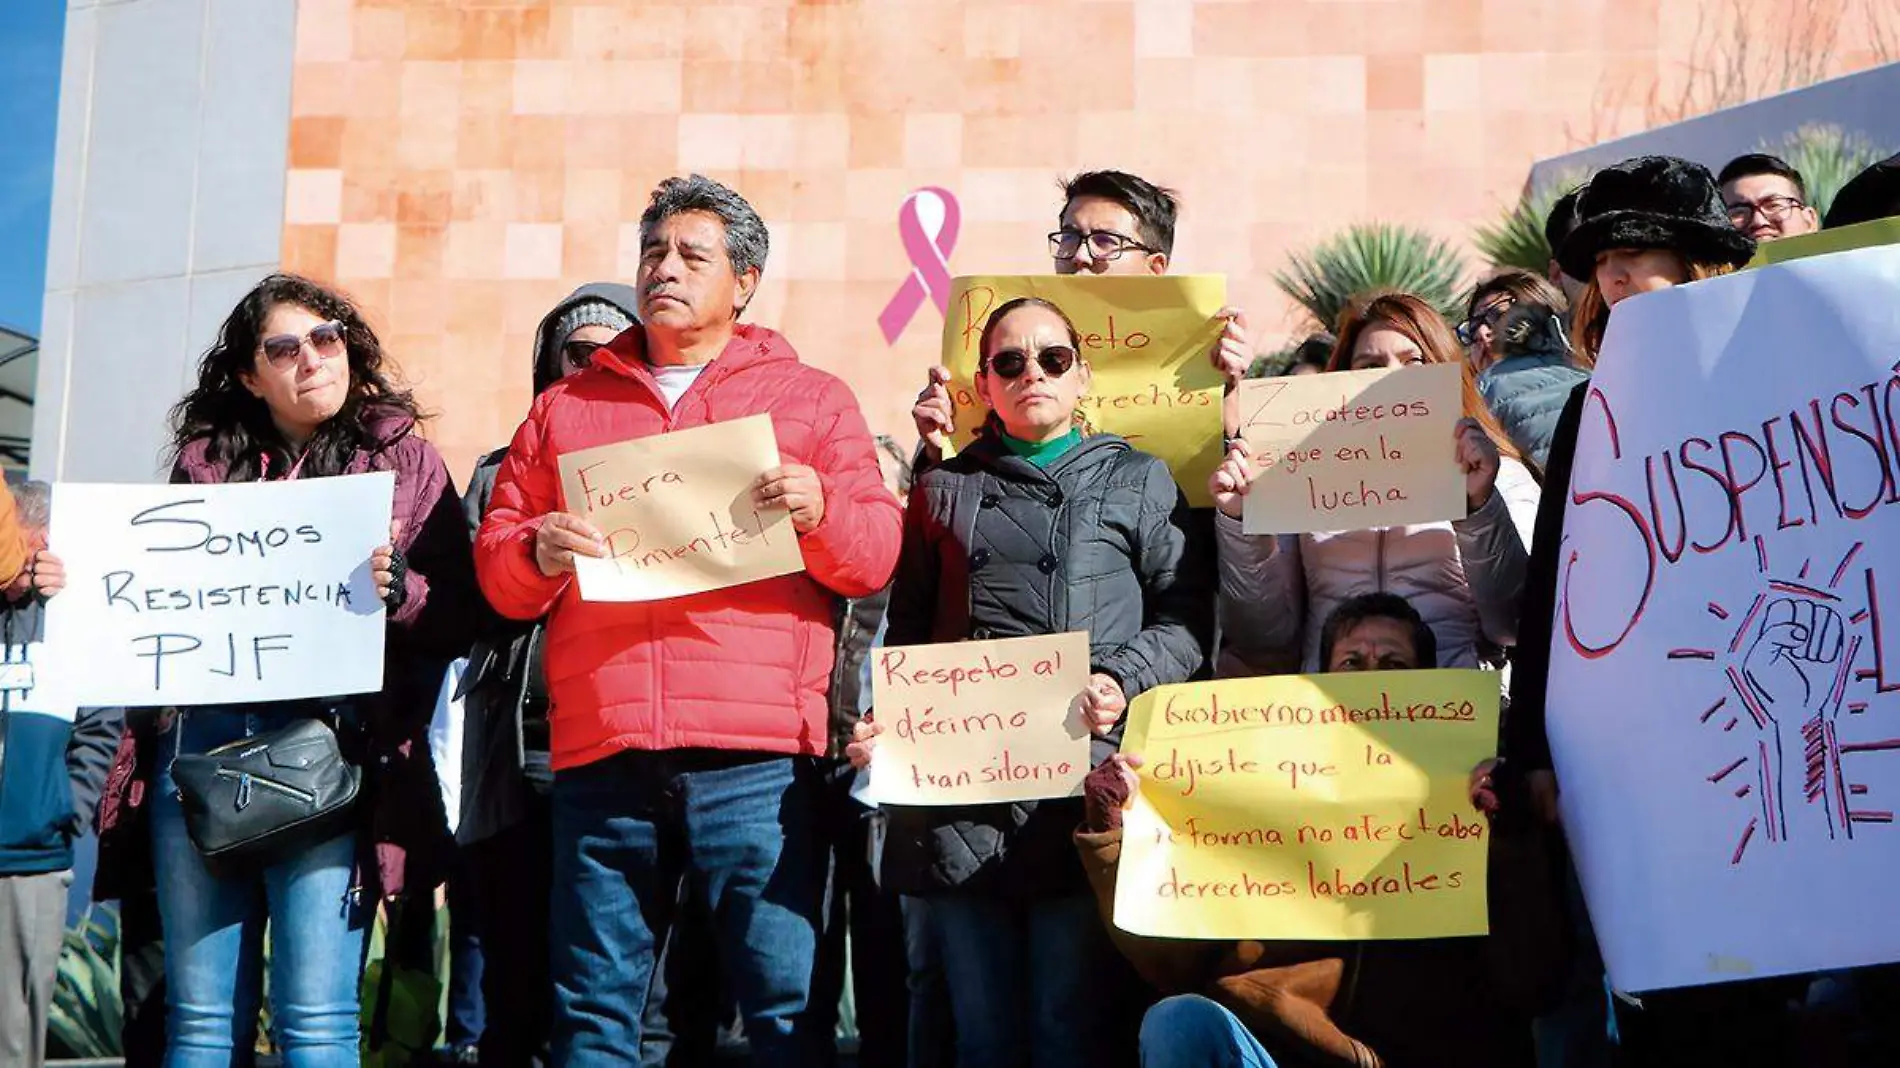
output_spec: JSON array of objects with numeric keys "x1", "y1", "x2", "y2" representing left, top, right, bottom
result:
[{"x1": 878, "y1": 186, "x2": 961, "y2": 344}]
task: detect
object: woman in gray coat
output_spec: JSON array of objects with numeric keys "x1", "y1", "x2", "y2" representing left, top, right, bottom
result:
[{"x1": 851, "y1": 296, "x2": 1212, "y2": 1068}]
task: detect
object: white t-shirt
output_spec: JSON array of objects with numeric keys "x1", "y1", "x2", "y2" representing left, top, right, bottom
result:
[{"x1": 651, "y1": 363, "x2": 708, "y2": 411}]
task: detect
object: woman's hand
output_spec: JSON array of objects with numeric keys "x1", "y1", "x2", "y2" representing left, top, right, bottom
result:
[
  {"x1": 371, "y1": 545, "x2": 398, "y2": 602},
  {"x1": 534, "y1": 513, "x2": 607, "y2": 577},
  {"x1": 1456, "y1": 417, "x2": 1501, "y2": 513},
  {"x1": 1209, "y1": 442, "x2": 1257, "y2": 520},
  {"x1": 845, "y1": 716, "x2": 883, "y2": 771},
  {"x1": 1083, "y1": 753, "x2": 1144, "y2": 833},
  {"x1": 1079, "y1": 673, "x2": 1127, "y2": 737}
]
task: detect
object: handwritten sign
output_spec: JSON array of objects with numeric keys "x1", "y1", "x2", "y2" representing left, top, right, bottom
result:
[
  {"x1": 556, "y1": 415, "x2": 804, "y2": 602},
  {"x1": 1235, "y1": 364, "x2": 1464, "y2": 534},
  {"x1": 865, "y1": 632, "x2": 1091, "y2": 805},
  {"x1": 1547, "y1": 243, "x2": 1900, "y2": 992},
  {"x1": 941, "y1": 275, "x2": 1226, "y2": 506},
  {"x1": 1113, "y1": 670, "x2": 1498, "y2": 941},
  {"x1": 46, "y1": 474, "x2": 393, "y2": 706}
]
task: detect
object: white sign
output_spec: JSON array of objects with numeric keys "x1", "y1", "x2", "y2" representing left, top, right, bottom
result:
[
  {"x1": 47, "y1": 474, "x2": 395, "y2": 706},
  {"x1": 0, "y1": 640, "x2": 77, "y2": 726},
  {"x1": 1547, "y1": 244, "x2": 1900, "y2": 992}
]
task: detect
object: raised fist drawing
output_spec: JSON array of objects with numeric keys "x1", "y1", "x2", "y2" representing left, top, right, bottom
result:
[{"x1": 1743, "y1": 598, "x2": 1845, "y2": 719}]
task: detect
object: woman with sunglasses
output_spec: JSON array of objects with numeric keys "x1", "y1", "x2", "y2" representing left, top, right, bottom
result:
[
  {"x1": 850, "y1": 296, "x2": 1212, "y2": 1068},
  {"x1": 93, "y1": 273, "x2": 476, "y2": 1067},
  {"x1": 1211, "y1": 291, "x2": 1541, "y2": 676}
]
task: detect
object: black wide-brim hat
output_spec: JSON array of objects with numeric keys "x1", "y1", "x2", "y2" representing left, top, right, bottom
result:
[
  {"x1": 1557, "y1": 155, "x2": 1757, "y2": 283},
  {"x1": 1824, "y1": 152, "x2": 1900, "y2": 229}
]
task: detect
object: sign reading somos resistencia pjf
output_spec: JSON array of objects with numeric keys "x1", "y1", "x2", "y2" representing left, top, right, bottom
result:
[{"x1": 46, "y1": 473, "x2": 394, "y2": 706}]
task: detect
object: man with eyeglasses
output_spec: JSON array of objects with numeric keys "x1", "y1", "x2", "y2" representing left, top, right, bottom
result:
[
  {"x1": 911, "y1": 170, "x2": 1252, "y2": 456},
  {"x1": 1718, "y1": 153, "x2": 1820, "y2": 243}
]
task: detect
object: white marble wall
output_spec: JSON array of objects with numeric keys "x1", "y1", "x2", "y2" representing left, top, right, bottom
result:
[{"x1": 31, "y1": 0, "x2": 298, "y2": 482}]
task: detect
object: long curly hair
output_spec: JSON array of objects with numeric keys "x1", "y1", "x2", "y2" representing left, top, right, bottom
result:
[{"x1": 167, "y1": 274, "x2": 422, "y2": 481}]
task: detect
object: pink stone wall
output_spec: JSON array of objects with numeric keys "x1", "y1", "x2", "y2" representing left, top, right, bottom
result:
[{"x1": 282, "y1": 0, "x2": 1896, "y2": 480}]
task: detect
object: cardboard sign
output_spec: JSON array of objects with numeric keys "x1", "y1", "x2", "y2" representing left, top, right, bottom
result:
[
  {"x1": 1546, "y1": 243, "x2": 1900, "y2": 991},
  {"x1": 47, "y1": 474, "x2": 393, "y2": 706},
  {"x1": 865, "y1": 632, "x2": 1091, "y2": 805},
  {"x1": 941, "y1": 275, "x2": 1226, "y2": 506},
  {"x1": 1235, "y1": 364, "x2": 1465, "y2": 534},
  {"x1": 556, "y1": 415, "x2": 805, "y2": 602},
  {"x1": 1113, "y1": 670, "x2": 1498, "y2": 941}
]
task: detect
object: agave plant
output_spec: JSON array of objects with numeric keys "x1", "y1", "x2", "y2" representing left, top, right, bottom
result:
[
  {"x1": 48, "y1": 904, "x2": 124, "y2": 1059},
  {"x1": 1758, "y1": 124, "x2": 1892, "y2": 219},
  {"x1": 1273, "y1": 223, "x2": 1468, "y2": 330},
  {"x1": 1472, "y1": 168, "x2": 1592, "y2": 274}
]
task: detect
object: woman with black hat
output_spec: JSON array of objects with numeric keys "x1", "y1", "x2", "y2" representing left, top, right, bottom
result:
[{"x1": 1492, "y1": 156, "x2": 1807, "y2": 1066}]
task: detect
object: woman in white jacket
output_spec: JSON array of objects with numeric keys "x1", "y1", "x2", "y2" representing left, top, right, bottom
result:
[{"x1": 1211, "y1": 290, "x2": 1540, "y2": 671}]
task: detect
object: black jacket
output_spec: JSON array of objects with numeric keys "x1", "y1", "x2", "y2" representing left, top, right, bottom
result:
[
  {"x1": 879, "y1": 429, "x2": 1212, "y2": 897},
  {"x1": 1504, "y1": 381, "x2": 1589, "y2": 771}
]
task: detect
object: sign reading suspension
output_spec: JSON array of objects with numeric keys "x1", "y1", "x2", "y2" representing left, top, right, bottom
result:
[{"x1": 47, "y1": 473, "x2": 395, "y2": 706}]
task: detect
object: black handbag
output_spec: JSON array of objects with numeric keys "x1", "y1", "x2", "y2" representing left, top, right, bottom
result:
[{"x1": 170, "y1": 715, "x2": 362, "y2": 864}]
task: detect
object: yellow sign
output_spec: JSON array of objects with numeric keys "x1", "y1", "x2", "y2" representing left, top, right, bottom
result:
[
  {"x1": 941, "y1": 275, "x2": 1226, "y2": 506},
  {"x1": 1235, "y1": 364, "x2": 1464, "y2": 534},
  {"x1": 1747, "y1": 217, "x2": 1900, "y2": 266},
  {"x1": 556, "y1": 415, "x2": 805, "y2": 602},
  {"x1": 1113, "y1": 670, "x2": 1498, "y2": 941},
  {"x1": 866, "y1": 632, "x2": 1091, "y2": 805}
]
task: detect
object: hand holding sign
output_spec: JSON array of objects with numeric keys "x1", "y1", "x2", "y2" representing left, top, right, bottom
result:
[
  {"x1": 1081, "y1": 672, "x2": 1127, "y2": 736},
  {"x1": 534, "y1": 513, "x2": 607, "y2": 577},
  {"x1": 1208, "y1": 442, "x2": 1259, "y2": 520},
  {"x1": 1210, "y1": 308, "x2": 1252, "y2": 388},
  {"x1": 1454, "y1": 417, "x2": 1501, "y2": 513},
  {"x1": 912, "y1": 366, "x2": 956, "y2": 457},
  {"x1": 753, "y1": 464, "x2": 825, "y2": 534}
]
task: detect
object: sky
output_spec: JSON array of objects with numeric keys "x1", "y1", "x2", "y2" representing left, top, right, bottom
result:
[{"x1": 0, "y1": 2, "x2": 65, "y2": 336}]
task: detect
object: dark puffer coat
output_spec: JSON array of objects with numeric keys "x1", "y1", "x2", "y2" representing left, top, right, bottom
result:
[{"x1": 878, "y1": 429, "x2": 1212, "y2": 898}]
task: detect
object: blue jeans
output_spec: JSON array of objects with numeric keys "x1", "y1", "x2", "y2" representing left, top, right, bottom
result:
[
  {"x1": 928, "y1": 892, "x2": 1112, "y2": 1068},
  {"x1": 549, "y1": 750, "x2": 826, "y2": 1068},
  {"x1": 151, "y1": 709, "x2": 369, "y2": 1068},
  {"x1": 1139, "y1": 996, "x2": 1279, "y2": 1068}
]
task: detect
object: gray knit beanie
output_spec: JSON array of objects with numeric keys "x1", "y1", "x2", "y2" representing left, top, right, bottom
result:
[{"x1": 555, "y1": 300, "x2": 634, "y2": 341}]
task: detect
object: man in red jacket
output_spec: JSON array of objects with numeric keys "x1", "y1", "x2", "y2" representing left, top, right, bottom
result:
[{"x1": 475, "y1": 174, "x2": 902, "y2": 1067}]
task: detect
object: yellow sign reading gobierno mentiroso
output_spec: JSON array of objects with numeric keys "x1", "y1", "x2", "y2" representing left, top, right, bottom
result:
[{"x1": 1113, "y1": 669, "x2": 1499, "y2": 941}]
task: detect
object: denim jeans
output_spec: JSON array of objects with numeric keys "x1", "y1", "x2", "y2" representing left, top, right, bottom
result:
[
  {"x1": 928, "y1": 892, "x2": 1113, "y2": 1068},
  {"x1": 151, "y1": 709, "x2": 369, "y2": 1068},
  {"x1": 1138, "y1": 996, "x2": 1279, "y2": 1068},
  {"x1": 548, "y1": 750, "x2": 826, "y2": 1068}
]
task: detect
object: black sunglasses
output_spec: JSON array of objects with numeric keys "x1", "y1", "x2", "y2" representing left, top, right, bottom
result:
[
  {"x1": 982, "y1": 345, "x2": 1078, "y2": 380},
  {"x1": 562, "y1": 339, "x2": 605, "y2": 369}
]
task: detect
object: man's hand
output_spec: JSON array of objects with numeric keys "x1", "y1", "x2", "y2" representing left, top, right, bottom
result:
[
  {"x1": 534, "y1": 513, "x2": 607, "y2": 577},
  {"x1": 754, "y1": 465, "x2": 826, "y2": 534},
  {"x1": 912, "y1": 366, "x2": 955, "y2": 459},
  {"x1": 1083, "y1": 753, "x2": 1144, "y2": 833},
  {"x1": 1210, "y1": 307, "x2": 1252, "y2": 388},
  {"x1": 20, "y1": 550, "x2": 63, "y2": 600}
]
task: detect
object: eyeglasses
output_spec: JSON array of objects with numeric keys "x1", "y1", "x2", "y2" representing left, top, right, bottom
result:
[
  {"x1": 1456, "y1": 297, "x2": 1515, "y2": 346},
  {"x1": 1725, "y1": 196, "x2": 1806, "y2": 225},
  {"x1": 259, "y1": 321, "x2": 347, "y2": 368},
  {"x1": 1047, "y1": 229, "x2": 1157, "y2": 262},
  {"x1": 562, "y1": 340, "x2": 604, "y2": 370},
  {"x1": 982, "y1": 345, "x2": 1078, "y2": 380}
]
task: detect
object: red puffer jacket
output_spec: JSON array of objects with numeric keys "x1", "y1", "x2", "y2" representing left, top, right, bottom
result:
[{"x1": 475, "y1": 323, "x2": 902, "y2": 770}]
